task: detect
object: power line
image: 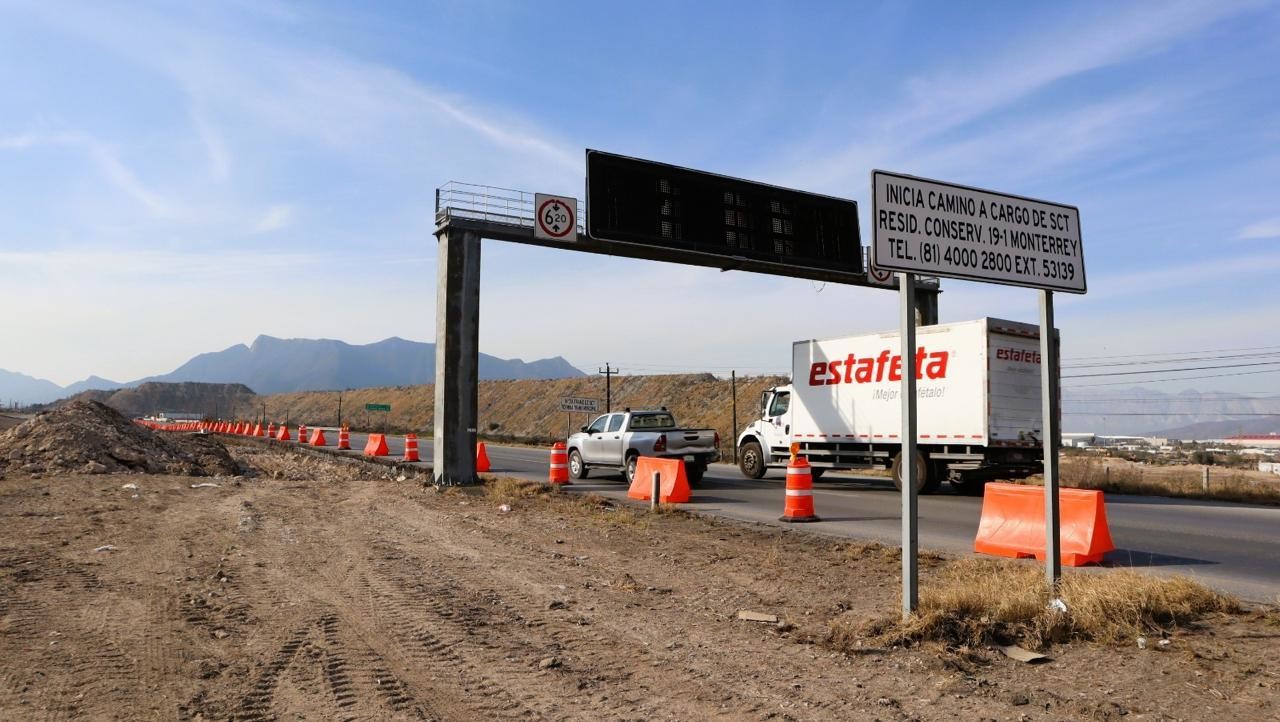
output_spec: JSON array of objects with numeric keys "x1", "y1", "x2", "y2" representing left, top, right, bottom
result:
[
  {"x1": 1062, "y1": 360, "x2": 1280, "y2": 379},
  {"x1": 1063, "y1": 350, "x2": 1280, "y2": 369},
  {"x1": 1063, "y1": 412, "x2": 1280, "y2": 416},
  {"x1": 1064, "y1": 343, "x2": 1280, "y2": 362},
  {"x1": 1064, "y1": 367, "x2": 1280, "y2": 388}
]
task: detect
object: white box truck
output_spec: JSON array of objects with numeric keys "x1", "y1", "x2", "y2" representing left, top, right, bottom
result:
[{"x1": 735, "y1": 318, "x2": 1053, "y2": 494}]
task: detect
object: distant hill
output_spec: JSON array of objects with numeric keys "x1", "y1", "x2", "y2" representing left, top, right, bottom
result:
[
  {"x1": 1147, "y1": 416, "x2": 1280, "y2": 440},
  {"x1": 1063, "y1": 387, "x2": 1280, "y2": 437},
  {"x1": 134, "y1": 335, "x2": 584, "y2": 393},
  {"x1": 62, "y1": 382, "x2": 259, "y2": 419},
  {"x1": 0, "y1": 368, "x2": 65, "y2": 405},
  {"x1": 0, "y1": 336, "x2": 584, "y2": 403}
]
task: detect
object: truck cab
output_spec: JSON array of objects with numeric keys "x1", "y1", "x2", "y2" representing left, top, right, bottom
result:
[{"x1": 736, "y1": 386, "x2": 798, "y2": 480}]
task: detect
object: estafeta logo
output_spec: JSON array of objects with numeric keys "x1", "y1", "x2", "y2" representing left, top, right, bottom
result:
[
  {"x1": 808, "y1": 348, "x2": 950, "y2": 386},
  {"x1": 996, "y1": 348, "x2": 1041, "y2": 364}
]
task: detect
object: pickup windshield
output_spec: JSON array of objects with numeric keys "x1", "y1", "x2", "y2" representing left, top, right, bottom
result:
[{"x1": 628, "y1": 413, "x2": 676, "y2": 430}]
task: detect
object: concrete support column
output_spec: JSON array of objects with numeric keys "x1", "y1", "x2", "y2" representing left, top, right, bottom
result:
[{"x1": 433, "y1": 227, "x2": 482, "y2": 485}]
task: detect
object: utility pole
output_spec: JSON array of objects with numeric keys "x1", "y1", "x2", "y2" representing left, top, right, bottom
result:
[
  {"x1": 598, "y1": 363, "x2": 617, "y2": 413},
  {"x1": 337, "y1": 391, "x2": 343, "y2": 428},
  {"x1": 731, "y1": 370, "x2": 738, "y2": 464}
]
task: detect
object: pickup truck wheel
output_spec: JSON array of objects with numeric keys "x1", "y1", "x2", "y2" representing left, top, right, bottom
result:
[
  {"x1": 624, "y1": 454, "x2": 638, "y2": 485},
  {"x1": 891, "y1": 451, "x2": 932, "y2": 494},
  {"x1": 738, "y1": 441, "x2": 767, "y2": 479},
  {"x1": 686, "y1": 463, "x2": 705, "y2": 486},
  {"x1": 568, "y1": 449, "x2": 588, "y2": 480}
]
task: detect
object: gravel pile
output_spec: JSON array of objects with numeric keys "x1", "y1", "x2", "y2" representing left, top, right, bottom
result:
[{"x1": 0, "y1": 401, "x2": 238, "y2": 477}]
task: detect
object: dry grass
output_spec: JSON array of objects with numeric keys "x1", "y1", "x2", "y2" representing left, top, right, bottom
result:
[
  {"x1": 828, "y1": 558, "x2": 1240, "y2": 652},
  {"x1": 839, "y1": 539, "x2": 946, "y2": 566},
  {"x1": 483, "y1": 476, "x2": 552, "y2": 504},
  {"x1": 1053, "y1": 457, "x2": 1280, "y2": 505}
]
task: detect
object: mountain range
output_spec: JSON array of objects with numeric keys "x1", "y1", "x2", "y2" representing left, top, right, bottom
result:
[{"x1": 1, "y1": 336, "x2": 584, "y2": 405}]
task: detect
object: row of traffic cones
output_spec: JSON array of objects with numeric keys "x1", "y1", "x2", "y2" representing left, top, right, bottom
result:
[{"x1": 158, "y1": 422, "x2": 819, "y2": 518}]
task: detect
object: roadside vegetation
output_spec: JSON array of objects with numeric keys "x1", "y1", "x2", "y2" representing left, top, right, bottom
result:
[
  {"x1": 829, "y1": 557, "x2": 1243, "y2": 652},
  {"x1": 261, "y1": 373, "x2": 787, "y2": 452},
  {"x1": 1049, "y1": 454, "x2": 1280, "y2": 505}
]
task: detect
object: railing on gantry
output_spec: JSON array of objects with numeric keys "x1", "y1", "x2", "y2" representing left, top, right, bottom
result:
[
  {"x1": 435, "y1": 182, "x2": 586, "y2": 234},
  {"x1": 435, "y1": 181, "x2": 930, "y2": 282}
]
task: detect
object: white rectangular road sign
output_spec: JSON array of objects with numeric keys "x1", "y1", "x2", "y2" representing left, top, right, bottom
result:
[
  {"x1": 871, "y1": 171, "x2": 1085, "y2": 293},
  {"x1": 559, "y1": 397, "x2": 600, "y2": 413}
]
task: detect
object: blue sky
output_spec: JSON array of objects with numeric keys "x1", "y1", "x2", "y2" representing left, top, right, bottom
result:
[{"x1": 2, "y1": 0, "x2": 1278, "y2": 395}]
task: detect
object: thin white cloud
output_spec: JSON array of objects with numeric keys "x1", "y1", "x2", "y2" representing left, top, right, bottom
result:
[
  {"x1": 781, "y1": 1, "x2": 1263, "y2": 191},
  {"x1": 251, "y1": 203, "x2": 294, "y2": 234},
  {"x1": 189, "y1": 105, "x2": 231, "y2": 181},
  {"x1": 0, "y1": 129, "x2": 183, "y2": 220},
  {"x1": 1237, "y1": 217, "x2": 1280, "y2": 240}
]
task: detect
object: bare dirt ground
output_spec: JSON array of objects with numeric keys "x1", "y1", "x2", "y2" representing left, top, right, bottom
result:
[{"x1": 1, "y1": 442, "x2": 1277, "y2": 721}]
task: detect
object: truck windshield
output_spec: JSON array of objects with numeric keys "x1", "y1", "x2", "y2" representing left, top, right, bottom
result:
[
  {"x1": 629, "y1": 413, "x2": 676, "y2": 430},
  {"x1": 769, "y1": 392, "x2": 790, "y2": 417}
]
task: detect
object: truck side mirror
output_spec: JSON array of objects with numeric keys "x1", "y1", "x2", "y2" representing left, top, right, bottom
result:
[{"x1": 580, "y1": 426, "x2": 589, "y2": 433}]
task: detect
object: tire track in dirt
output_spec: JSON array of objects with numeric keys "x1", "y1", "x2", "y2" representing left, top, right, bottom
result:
[
  {"x1": 0, "y1": 551, "x2": 143, "y2": 722},
  {"x1": 354, "y1": 522, "x2": 741, "y2": 721},
  {"x1": 232, "y1": 622, "x2": 312, "y2": 721},
  {"x1": 364, "y1": 501, "x2": 860, "y2": 719}
]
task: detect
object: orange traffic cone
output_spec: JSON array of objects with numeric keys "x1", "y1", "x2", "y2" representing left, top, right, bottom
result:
[
  {"x1": 310, "y1": 428, "x2": 327, "y2": 447},
  {"x1": 297, "y1": 424, "x2": 307, "y2": 444},
  {"x1": 549, "y1": 442, "x2": 570, "y2": 485},
  {"x1": 267, "y1": 422, "x2": 276, "y2": 439},
  {"x1": 337, "y1": 426, "x2": 351, "y2": 450},
  {"x1": 404, "y1": 433, "x2": 420, "y2": 462},
  {"x1": 276, "y1": 424, "x2": 291, "y2": 442},
  {"x1": 779, "y1": 456, "x2": 820, "y2": 523},
  {"x1": 476, "y1": 442, "x2": 491, "y2": 472}
]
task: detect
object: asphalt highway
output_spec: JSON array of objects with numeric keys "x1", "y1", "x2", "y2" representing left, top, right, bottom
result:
[{"x1": 275, "y1": 430, "x2": 1280, "y2": 603}]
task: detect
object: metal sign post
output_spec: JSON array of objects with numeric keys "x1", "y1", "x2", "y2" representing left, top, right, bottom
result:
[
  {"x1": 899, "y1": 272, "x2": 919, "y2": 616},
  {"x1": 1040, "y1": 290, "x2": 1062, "y2": 589},
  {"x1": 871, "y1": 169, "x2": 1084, "y2": 607}
]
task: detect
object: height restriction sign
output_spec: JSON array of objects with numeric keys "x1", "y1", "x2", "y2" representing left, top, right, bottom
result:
[{"x1": 534, "y1": 193, "x2": 578, "y2": 242}]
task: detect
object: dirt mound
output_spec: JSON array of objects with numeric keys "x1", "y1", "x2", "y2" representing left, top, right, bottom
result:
[{"x1": 0, "y1": 400, "x2": 238, "y2": 476}]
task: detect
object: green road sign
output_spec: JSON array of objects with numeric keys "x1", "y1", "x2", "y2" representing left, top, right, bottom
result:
[{"x1": 365, "y1": 403, "x2": 391, "y2": 412}]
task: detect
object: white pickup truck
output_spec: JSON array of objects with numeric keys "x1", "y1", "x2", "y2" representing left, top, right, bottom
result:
[{"x1": 566, "y1": 408, "x2": 720, "y2": 485}]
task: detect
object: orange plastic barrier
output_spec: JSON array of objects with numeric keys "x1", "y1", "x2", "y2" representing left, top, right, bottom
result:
[
  {"x1": 337, "y1": 426, "x2": 350, "y2": 450},
  {"x1": 476, "y1": 442, "x2": 491, "y2": 472},
  {"x1": 626, "y1": 456, "x2": 691, "y2": 504},
  {"x1": 403, "y1": 433, "x2": 420, "y2": 462},
  {"x1": 779, "y1": 456, "x2": 820, "y2": 523},
  {"x1": 297, "y1": 425, "x2": 307, "y2": 444},
  {"x1": 252, "y1": 423, "x2": 264, "y2": 437},
  {"x1": 549, "y1": 442, "x2": 570, "y2": 485},
  {"x1": 309, "y1": 428, "x2": 327, "y2": 447},
  {"x1": 276, "y1": 424, "x2": 291, "y2": 442},
  {"x1": 974, "y1": 482, "x2": 1115, "y2": 566},
  {"x1": 267, "y1": 422, "x2": 276, "y2": 439},
  {"x1": 364, "y1": 433, "x2": 389, "y2": 457}
]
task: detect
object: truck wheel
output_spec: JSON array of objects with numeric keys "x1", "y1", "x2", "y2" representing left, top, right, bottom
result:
[
  {"x1": 891, "y1": 451, "x2": 932, "y2": 494},
  {"x1": 737, "y1": 440, "x2": 762, "y2": 478},
  {"x1": 739, "y1": 441, "x2": 767, "y2": 479},
  {"x1": 568, "y1": 449, "x2": 589, "y2": 480},
  {"x1": 624, "y1": 454, "x2": 638, "y2": 485},
  {"x1": 686, "y1": 463, "x2": 705, "y2": 486}
]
